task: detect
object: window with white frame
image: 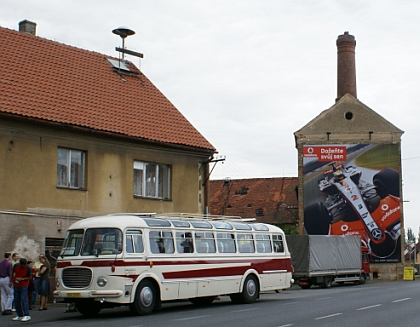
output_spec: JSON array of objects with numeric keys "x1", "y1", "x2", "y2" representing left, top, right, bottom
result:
[
  {"x1": 57, "y1": 148, "x2": 86, "y2": 189},
  {"x1": 133, "y1": 161, "x2": 171, "y2": 199}
]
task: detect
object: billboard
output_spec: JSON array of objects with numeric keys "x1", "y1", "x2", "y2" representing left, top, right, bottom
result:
[{"x1": 303, "y1": 144, "x2": 401, "y2": 263}]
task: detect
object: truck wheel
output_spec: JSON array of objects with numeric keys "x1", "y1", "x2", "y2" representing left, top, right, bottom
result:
[
  {"x1": 358, "y1": 274, "x2": 366, "y2": 285},
  {"x1": 132, "y1": 279, "x2": 157, "y2": 315},
  {"x1": 373, "y1": 168, "x2": 399, "y2": 199},
  {"x1": 321, "y1": 276, "x2": 333, "y2": 288},
  {"x1": 304, "y1": 202, "x2": 331, "y2": 235}
]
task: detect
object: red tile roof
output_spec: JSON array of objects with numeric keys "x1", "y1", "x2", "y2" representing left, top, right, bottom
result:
[
  {"x1": 210, "y1": 177, "x2": 298, "y2": 225},
  {"x1": 0, "y1": 26, "x2": 215, "y2": 152}
]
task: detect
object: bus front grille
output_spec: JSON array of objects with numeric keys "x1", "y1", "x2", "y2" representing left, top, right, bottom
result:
[{"x1": 62, "y1": 267, "x2": 92, "y2": 288}]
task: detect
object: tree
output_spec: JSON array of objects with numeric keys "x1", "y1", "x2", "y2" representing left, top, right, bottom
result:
[{"x1": 406, "y1": 227, "x2": 415, "y2": 243}]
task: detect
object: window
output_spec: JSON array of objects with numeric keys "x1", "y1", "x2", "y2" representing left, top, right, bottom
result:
[
  {"x1": 133, "y1": 161, "x2": 171, "y2": 199},
  {"x1": 57, "y1": 148, "x2": 86, "y2": 189},
  {"x1": 175, "y1": 231, "x2": 194, "y2": 253},
  {"x1": 216, "y1": 233, "x2": 236, "y2": 253},
  {"x1": 126, "y1": 230, "x2": 144, "y2": 254},
  {"x1": 256, "y1": 234, "x2": 272, "y2": 253},
  {"x1": 149, "y1": 231, "x2": 174, "y2": 254},
  {"x1": 61, "y1": 230, "x2": 84, "y2": 256},
  {"x1": 195, "y1": 232, "x2": 216, "y2": 253},
  {"x1": 80, "y1": 228, "x2": 123, "y2": 256},
  {"x1": 237, "y1": 233, "x2": 255, "y2": 253},
  {"x1": 273, "y1": 234, "x2": 284, "y2": 253}
]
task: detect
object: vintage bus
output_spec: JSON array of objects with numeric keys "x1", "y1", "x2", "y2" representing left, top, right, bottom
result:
[{"x1": 53, "y1": 213, "x2": 294, "y2": 316}]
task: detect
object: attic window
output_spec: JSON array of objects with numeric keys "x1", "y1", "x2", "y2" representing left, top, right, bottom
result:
[
  {"x1": 344, "y1": 111, "x2": 354, "y2": 120},
  {"x1": 107, "y1": 58, "x2": 131, "y2": 72}
]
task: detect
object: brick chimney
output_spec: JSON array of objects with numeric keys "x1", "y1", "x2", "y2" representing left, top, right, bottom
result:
[
  {"x1": 19, "y1": 20, "x2": 37, "y2": 36},
  {"x1": 336, "y1": 31, "x2": 356, "y2": 101}
]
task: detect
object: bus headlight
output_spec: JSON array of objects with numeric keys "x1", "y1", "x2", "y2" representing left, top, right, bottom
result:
[
  {"x1": 97, "y1": 277, "x2": 108, "y2": 287},
  {"x1": 56, "y1": 279, "x2": 61, "y2": 288}
]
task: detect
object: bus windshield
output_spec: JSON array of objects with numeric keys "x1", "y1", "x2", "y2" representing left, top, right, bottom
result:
[
  {"x1": 60, "y1": 229, "x2": 83, "y2": 257},
  {"x1": 61, "y1": 228, "x2": 123, "y2": 257}
]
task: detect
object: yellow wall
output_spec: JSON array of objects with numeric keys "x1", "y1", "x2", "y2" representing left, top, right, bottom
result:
[{"x1": 0, "y1": 118, "x2": 211, "y2": 254}]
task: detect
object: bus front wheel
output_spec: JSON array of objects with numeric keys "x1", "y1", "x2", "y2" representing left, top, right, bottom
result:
[
  {"x1": 230, "y1": 275, "x2": 259, "y2": 304},
  {"x1": 132, "y1": 280, "x2": 157, "y2": 315}
]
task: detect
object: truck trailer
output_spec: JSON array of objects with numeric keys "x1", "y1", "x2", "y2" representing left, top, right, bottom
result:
[{"x1": 286, "y1": 235, "x2": 369, "y2": 289}]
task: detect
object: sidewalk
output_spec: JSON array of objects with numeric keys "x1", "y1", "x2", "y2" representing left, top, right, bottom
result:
[{"x1": 1, "y1": 303, "x2": 74, "y2": 326}]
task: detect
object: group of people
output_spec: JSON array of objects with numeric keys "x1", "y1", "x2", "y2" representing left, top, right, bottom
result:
[{"x1": 0, "y1": 252, "x2": 51, "y2": 322}]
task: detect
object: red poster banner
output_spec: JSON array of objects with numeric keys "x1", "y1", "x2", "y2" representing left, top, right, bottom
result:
[{"x1": 303, "y1": 145, "x2": 347, "y2": 162}]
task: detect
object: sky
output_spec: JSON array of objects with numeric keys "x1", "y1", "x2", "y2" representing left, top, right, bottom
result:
[{"x1": 2, "y1": 0, "x2": 420, "y2": 234}]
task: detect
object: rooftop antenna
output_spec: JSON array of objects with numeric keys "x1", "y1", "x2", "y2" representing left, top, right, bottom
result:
[
  {"x1": 112, "y1": 26, "x2": 144, "y2": 60},
  {"x1": 112, "y1": 26, "x2": 135, "y2": 60}
]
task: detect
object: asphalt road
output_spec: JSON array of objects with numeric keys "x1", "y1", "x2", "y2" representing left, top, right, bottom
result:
[{"x1": 2, "y1": 280, "x2": 420, "y2": 327}]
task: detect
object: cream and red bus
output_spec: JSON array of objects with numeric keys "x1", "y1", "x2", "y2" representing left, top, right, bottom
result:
[{"x1": 54, "y1": 213, "x2": 293, "y2": 316}]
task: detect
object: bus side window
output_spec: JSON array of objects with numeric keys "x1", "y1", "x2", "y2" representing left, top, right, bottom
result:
[
  {"x1": 195, "y1": 232, "x2": 215, "y2": 253},
  {"x1": 176, "y1": 232, "x2": 194, "y2": 254},
  {"x1": 197, "y1": 241, "x2": 209, "y2": 253},
  {"x1": 217, "y1": 233, "x2": 236, "y2": 253},
  {"x1": 273, "y1": 235, "x2": 284, "y2": 253},
  {"x1": 126, "y1": 230, "x2": 144, "y2": 254},
  {"x1": 149, "y1": 231, "x2": 174, "y2": 254},
  {"x1": 256, "y1": 234, "x2": 272, "y2": 253},
  {"x1": 237, "y1": 233, "x2": 255, "y2": 253},
  {"x1": 126, "y1": 235, "x2": 134, "y2": 253}
]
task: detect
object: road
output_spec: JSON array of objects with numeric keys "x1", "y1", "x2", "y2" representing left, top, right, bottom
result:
[{"x1": 2, "y1": 280, "x2": 420, "y2": 326}]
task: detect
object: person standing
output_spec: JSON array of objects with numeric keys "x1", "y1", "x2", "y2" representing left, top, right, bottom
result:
[
  {"x1": 10, "y1": 252, "x2": 19, "y2": 312},
  {"x1": 11, "y1": 258, "x2": 31, "y2": 322},
  {"x1": 27, "y1": 261, "x2": 35, "y2": 310},
  {"x1": 10, "y1": 253, "x2": 19, "y2": 267},
  {"x1": 31, "y1": 255, "x2": 43, "y2": 308},
  {"x1": 38, "y1": 255, "x2": 50, "y2": 311},
  {"x1": 0, "y1": 252, "x2": 13, "y2": 315}
]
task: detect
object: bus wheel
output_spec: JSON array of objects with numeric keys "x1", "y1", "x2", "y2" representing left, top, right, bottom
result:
[
  {"x1": 189, "y1": 296, "x2": 216, "y2": 306},
  {"x1": 132, "y1": 280, "x2": 157, "y2": 315},
  {"x1": 75, "y1": 300, "x2": 102, "y2": 317},
  {"x1": 230, "y1": 275, "x2": 259, "y2": 304}
]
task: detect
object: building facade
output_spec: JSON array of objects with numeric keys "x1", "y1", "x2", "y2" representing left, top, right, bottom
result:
[
  {"x1": 0, "y1": 21, "x2": 216, "y2": 262},
  {"x1": 294, "y1": 32, "x2": 404, "y2": 280}
]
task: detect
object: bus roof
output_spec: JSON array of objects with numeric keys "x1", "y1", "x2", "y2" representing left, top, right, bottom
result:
[{"x1": 67, "y1": 213, "x2": 285, "y2": 234}]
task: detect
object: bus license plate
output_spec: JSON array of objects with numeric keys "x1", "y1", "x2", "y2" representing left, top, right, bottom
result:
[{"x1": 67, "y1": 292, "x2": 81, "y2": 297}]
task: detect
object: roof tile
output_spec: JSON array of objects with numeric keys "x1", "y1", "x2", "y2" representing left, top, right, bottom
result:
[{"x1": 0, "y1": 26, "x2": 215, "y2": 152}]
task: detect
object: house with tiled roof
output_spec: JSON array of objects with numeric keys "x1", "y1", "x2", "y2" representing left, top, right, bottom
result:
[
  {"x1": 209, "y1": 178, "x2": 299, "y2": 234},
  {"x1": 0, "y1": 21, "x2": 216, "y2": 257}
]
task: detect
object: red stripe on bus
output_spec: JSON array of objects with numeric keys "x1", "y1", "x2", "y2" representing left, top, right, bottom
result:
[{"x1": 56, "y1": 257, "x2": 292, "y2": 273}]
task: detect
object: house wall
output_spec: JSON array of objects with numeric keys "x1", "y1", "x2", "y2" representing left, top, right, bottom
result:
[{"x1": 0, "y1": 118, "x2": 210, "y2": 255}]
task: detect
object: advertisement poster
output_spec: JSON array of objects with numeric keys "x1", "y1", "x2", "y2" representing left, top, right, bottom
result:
[{"x1": 303, "y1": 144, "x2": 401, "y2": 263}]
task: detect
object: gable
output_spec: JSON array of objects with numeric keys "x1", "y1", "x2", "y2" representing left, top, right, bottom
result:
[
  {"x1": 294, "y1": 94, "x2": 403, "y2": 144},
  {"x1": 0, "y1": 26, "x2": 215, "y2": 153}
]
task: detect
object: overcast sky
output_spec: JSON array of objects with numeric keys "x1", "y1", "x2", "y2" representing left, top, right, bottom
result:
[{"x1": 2, "y1": 0, "x2": 420, "y2": 234}]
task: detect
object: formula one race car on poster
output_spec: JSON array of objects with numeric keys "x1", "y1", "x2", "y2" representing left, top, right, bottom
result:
[{"x1": 304, "y1": 163, "x2": 401, "y2": 259}]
